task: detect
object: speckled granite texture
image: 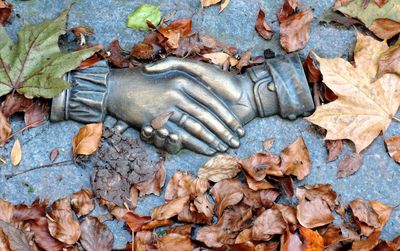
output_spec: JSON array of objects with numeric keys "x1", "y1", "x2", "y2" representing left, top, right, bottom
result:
[{"x1": 1, "y1": 0, "x2": 399, "y2": 248}]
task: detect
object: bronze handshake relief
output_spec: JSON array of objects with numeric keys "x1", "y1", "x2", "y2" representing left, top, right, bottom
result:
[{"x1": 50, "y1": 53, "x2": 314, "y2": 155}]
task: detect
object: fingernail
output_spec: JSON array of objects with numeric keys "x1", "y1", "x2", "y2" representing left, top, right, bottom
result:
[
  {"x1": 229, "y1": 138, "x2": 240, "y2": 148},
  {"x1": 236, "y1": 127, "x2": 245, "y2": 137},
  {"x1": 217, "y1": 143, "x2": 228, "y2": 152},
  {"x1": 205, "y1": 147, "x2": 217, "y2": 155}
]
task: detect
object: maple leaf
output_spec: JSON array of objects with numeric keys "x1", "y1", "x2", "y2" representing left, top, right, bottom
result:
[
  {"x1": 0, "y1": 9, "x2": 100, "y2": 99},
  {"x1": 306, "y1": 33, "x2": 400, "y2": 153}
]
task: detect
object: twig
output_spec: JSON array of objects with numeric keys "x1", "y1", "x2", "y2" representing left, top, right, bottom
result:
[
  {"x1": 393, "y1": 116, "x2": 400, "y2": 123},
  {"x1": 0, "y1": 119, "x2": 45, "y2": 146},
  {"x1": 5, "y1": 160, "x2": 73, "y2": 179}
]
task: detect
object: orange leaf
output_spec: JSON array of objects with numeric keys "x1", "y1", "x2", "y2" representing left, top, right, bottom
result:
[
  {"x1": 299, "y1": 227, "x2": 324, "y2": 251},
  {"x1": 72, "y1": 123, "x2": 102, "y2": 156}
]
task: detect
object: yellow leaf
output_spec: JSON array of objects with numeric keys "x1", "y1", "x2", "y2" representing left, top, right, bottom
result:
[
  {"x1": 72, "y1": 123, "x2": 103, "y2": 156},
  {"x1": 11, "y1": 139, "x2": 21, "y2": 166},
  {"x1": 306, "y1": 33, "x2": 400, "y2": 153},
  {"x1": 202, "y1": 52, "x2": 238, "y2": 66},
  {"x1": 200, "y1": 0, "x2": 221, "y2": 8}
]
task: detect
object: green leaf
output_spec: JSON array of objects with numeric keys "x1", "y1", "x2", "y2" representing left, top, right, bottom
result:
[
  {"x1": 0, "y1": 8, "x2": 100, "y2": 99},
  {"x1": 126, "y1": 4, "x2": 162, "y2": 30},
  {"x1": 337, "y1": 0, "x2": 400, "y2": 27}
]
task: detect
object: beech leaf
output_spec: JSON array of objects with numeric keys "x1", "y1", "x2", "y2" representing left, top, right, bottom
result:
[
  {"x1": 385, "y1": 135, "x2": 400, "y2": 163},
  {"x1": 198, "y1": 154, "x2": 241, "y2": 182},
  {"x1": 0, "y1": 9, "x2": 100, "y2": 99},
  {"x1": 79, "y1": 217, "x2": 114, "y2": 251},
  {"x1": 306, "y1": 33, "x2": 400, "y2": 153},
  {"x1": 72, "y1": 123, "x2": 103, "y2": 156},
  {"x1": 70, "y1": 189, "x2": 95, "y2": 217},
  {"x1": 280, "y1": 137, "x2": 311, "y2": 180},
  {"x1": 337, "y1": 153, "x2": 363, "y2": 178}
]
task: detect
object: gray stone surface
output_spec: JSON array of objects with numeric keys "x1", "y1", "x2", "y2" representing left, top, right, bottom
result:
[{"x1": 1, "y1": 0, "x2": 399, "y2": 249}]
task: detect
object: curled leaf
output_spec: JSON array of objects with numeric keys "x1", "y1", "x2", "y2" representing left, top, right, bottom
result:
[
  {"x1": 279, "y1": 9, "x2": 313, "y2": 52},
  {"x1": 198, "y1": 154, "x2": 241, "y2": 182},
  {"x1": 157, "y1": 233, "x2": 193, "y2": 250},
  {"x1": 240, "y1": 153, "x2": 283, "y2": 180},
  {"x1": 70, "y1": 189, "x2": 95, "y2": 217},
  {"x1": 72, "y1": 123, "x2": 102, "y2": 156},
  {"x1": 210, "y1": 179, "x2": 243, "y2": 217},
  {"x1": 255, "y1": 9, "x2": 273, "y2": 40},
  {"x1": 280, "y1": 137, "x2": 311, "y2": 180},
  {"x1": 135, "y1": 164, "x2": 166, "y2": 197},
  {"x1": 151, "y1": 196, "x2": 190, "y2": 220},
  {"x1": 385, "y1": 135, "x2": 400, "y2": 163}
]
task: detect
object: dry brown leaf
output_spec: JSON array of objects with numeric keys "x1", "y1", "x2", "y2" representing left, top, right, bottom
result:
[
  {"x1": 277, "y1": 0, "x2": 300, "y2": 22},
  {"x1": 377, "y1": 41, "x2": 400, "y2": 78},
  {"x1": 13, "y1": 199, "x2": 47, "y2": 222},
  {"x1": 385, "y1": 135, "x2": 400, "y2": 163},
  {"x1": 201, "y1": 0, "x2": 221, "y2": 8},
  {"x1": 210, "y1": 179, "x2": 244, "y2": 217},
  {"x1": 72, "y1": 123, "x2": 102, "y2": 156},
  {"x1": 141, "y1": 219, "x2": 173, "y2": 231},
  {"x1": 79, "y1": 216, "x2": 114, "y2": 251},
  {"x1": 351, "y1": 231, "x2": 380, "y2": 250},
  {"x1": 151, "y1": 111, "x2": 174, "y2": 130},
  {"x1": 177, "y1": 200, "x2": 212, "y2": 224},
  {"x1": 279, "y1": 9, "x2": 313, "y2": 52},
  {"x1": 237, "y1": 50, "x2": 251, "y2": 71},
  {"x1": 235, "y1": 229, "x2": 252, "y2": 244},
  {"x1": 24, "y1": 100, "x2": 49, "y2": 128},
  {"x1": 136, "y1": 164, "x2": 166, "y2": 197},
  {"x1": 325, "y1": 140, "x2": 344, "y2": 162},
  {"x1": 337, "y1": 153, "x2": 363, "y2": 178},
  {"x1": 0, "y1": 199, "x2": 13, "y2": 223},
  {"x1": 130, "y1": 185, "x2": 138, "y2": 209},
  {"x1": 0, "y1": 220, "x2": 31, "y2": 251},
  {"x1": 0, "y1": 0, "x2": 12, "y2": 25},
  {"x1": 252, "y1": 208, "x2": 286, "y2": 241},
  {"x1": 240, "y1": 153, "x2": 283, "y2": 180},
  {"x1": 280, "y1": 137, "x2": 311, "y2": 180},
  {"x1": 198, "y1": 154, "x2": 241, "y2": 182},
  {"x1": 70, "y1": 189, "x2": 94, "y2": 217},
  {"x1": 280, "y1": 229, "x2": 303, "y2": 251},
  {"x1": 47, "y1": 198, "x2": 81, "y2": 245},
  {"x1": 296, "y1": 184, "x2": 338, "y2": 210},
  {"x1": 202, "y1": 52, "x2": 238, "y2": 66},
  {"x1": 49, "y1": 148, "x2": 59, "y2": 162},
  {"x1": 107, "y1": 40, "x2": 129, "y2": 68},
  {"x1": 30, "y1": 217, "x2": 65, "y2": 251},
  {"x1": 303, "y1": 52, "x2": 322, "y2": 85},
  {"x1": 131, "y1": 43, "x2": 155, "y2": 60},
  {"x1": 123, "y1": 212, "x2": 151, "y2": 232},
  {"x1": 255, "y1": 9, "x2": 273, "y2": 40},
  {"x1": 158, "y1": 19, "x2": 192, "y2": 49},
  {"x1": 297, "y1": 197, "x2": 334, "y2": 228},
  {"x1": 370, "y1": 19, "x2": 400, "y2": 40},
  {"x1": 245, "y1": 173, "x2": 275, "y2": 191},
  {"x1": 151, "y1": 196, "x2": 189, "y2": 220},
  {"x1": 299, "y1": 227, "x2": 324, "y2": 251},
  {"x1": 157, "y1": 233, "x2": 193, "y2": 250},
  {"x1": 10, "y1": 139, "x2": 21, "y2": 166},
  {"x1": 134, "y1": 231, "x2": 158, "y2": 251},
  {"x1": 255, "y1": 242, "x2": 279, "y2": 251},
  {"x1": 306, "y1": 33, "x2": 400, "y2": 153},
  {"x1": 0, "y1": 110, "x2": 11, "y2": 147},
  {"x1": 275, "y1": 204, "x2": 298, "y2": 227},
  {"x1": 167, "y1": 225, "x2": 193, "y2": 237},
  {"x1": 262, "y1": 138, "x2": 274, "y2": 151},
  {"x1": 320, "y1": 225, "x2": 343, "y2": 247},
  {"x1": 165, "y1": 171, "x2": 209, "y2": 201}
]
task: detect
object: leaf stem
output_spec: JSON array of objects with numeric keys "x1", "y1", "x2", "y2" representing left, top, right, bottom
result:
[{"x1": 393, "y1": 116, "x2": 400, "y2": 123}]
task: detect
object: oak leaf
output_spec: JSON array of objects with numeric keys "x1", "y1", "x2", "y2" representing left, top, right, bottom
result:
[
  {"x1": 72, "y1": 123, "x2": 102, "y2": 156},
  {"x1": 0, "y1": 10, "x2": 100, "y2": 99},
  {"x1": 306, "y1": 33, "x2": 400, "y2": 153},
  {"x1": 198, "y1": 154, "x2": 241, "y2": 182}
]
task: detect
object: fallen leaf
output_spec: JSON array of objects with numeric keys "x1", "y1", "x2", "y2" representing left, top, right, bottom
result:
[
  {"x1": 157, "y1": 233, "x2": 193, "y2": 250},
  {"x1": 49, "y1": 148, "x2": 59, "y2": 162},
  {"x1": 271, "y1": 176, "x2": 295, "y2": 197},
  {"x1": 235, "y1": 229, "x2": 252, "y2": 244},
  {"x1": 151, "y1": 111, "x2": 174, "y2": 129},
  {"x1": 123, "y1": 212, "x2": 151, "y2": 232},
  {"x1": 177, "y1": 200, "x2": 212, "y2": 224},
  {"x1": 141, "y1": 219, "x2": 173, "y2": 231},
  {"x1": 201, "y1": 0, "x2": 221, "y2": 8},
  {"x1": 337, "y1": 153, "x2": 363, "y2": 178},
  {"x1": 151, "y1": 196, "x2": 189, "y2": 220},
  {"x1": 280, "y1": 137, "x2": 311, "y2": 180},
  {"x1": 320, "y1": 225, "x2": 343, "y2": 247},
  {"x1": 78, "y1": 51, "x2": 103, "y2": 69},
  {"x1": 165, "y1": 171, "x2": 209, "y2": 201},
  {"x1": 47, "y1": 198, "x2": 81, "y2": 245},
  {"x1": 10, "y1": 139, "x2": 21, "y2": 166},
  {"x1": 0, "y1": 199, "x2": 13, "y2": 223},
  {"x1": 220, "y1": 0, "x2": 230, "y2": 12},
  {"x1": 279, "y1": 9, "x2": 313, "y2": 52},
  {"x1": 336, "y1": 0, "x2": 400, "y2": 39},
  {"x1": 297, "y1": 197, "x2": 334, "y2": 228},
  {"x1": 377, "y1": 41, "x2": 400, "y2": 78},
  {"x1": 0, "y1": 0, "x2": 11, "y2": 25},
  {"x1": 210, "y1": 179, "x2": 244, "y2": 217},
  {"x1": 385, "y1": 135, "x2": 400, "y2": 163},
  {"x1": 245, "y1": 173, "x2": 275, "y2": 191},
  {"x1": 369, "y1": 19, "x2": 400, "y2": 40},
  {"x1": 252, "y1": 208, "x2": 286, "y2": 241},
  {"x1": 107, "y1": 40, "x2": 130, "y2": 68},
  {"x1": 262, "y1": 138, "x2": 275, "y2": 151},
  {"x1": 126, "y1": 4, "x2": 161, "y2": 30},
  {"x1": 351, "y1": 230, "x2": 380, "y2": 250},
  {"x1": 255, "y1": 9, "x2": 273, "y2": 40},
  {"x1": 167, "y1": 225, "x2": 193, "y2": 237},
  {"x1": 0, "y1": 110, "x2": 11, "y2": 147},
  {"x1": 13, "y1": 199, "x2": 47, "y2": 222},
  {"x1": 198, "y1": 154, "x2": 241, "y2": 182},
  {"x1": 72, "y1": 123, "x2": 103, "y2": 156},
  {"x1": 306, "y1": 33, "x2": 400, "y2": 153},
  {"x1": 131, "y1": 43, "x2": 155, "y2": 60},
  {"x1": 240, "y1": 153, "x2": 283, "y2": 180},
  {"x1": 0, "y1": 10, "x2": 100, "y2": 98},
  {"x1": 134, "y1": 231, "x2": 157, "y2": 251},
  {"x1": 296, "y1": 184, "x2": 338, "y2": 210},
  {"x1": 70, "y1": 189, "x2": 95, "y2": 217},
  {"x1": 24, "y1": 100, "x2": 49, "y2": 127},
  {"x1": 130, "y1": 185, "x2": 138, "y2": 209},
  {"x1": 158, "y1": 19, "x2": 192, "y2": 49},
  {"x1": 30, "y1": 217, "x2": 65, "y2": 251},
  {"x1": 277, "y1": 0, "x2": 300, "y2": 22},
  {"x1": 299, "y1": 227, "x2": 324, "y2": 251},
  {"x1": 375, "y1": 0, "x2": 388, "y2": 8},
  {"x1": 236, "y1": 50, "x2": 251, "y2": 71},
  {"x1": 280, "y1": 229, "x2": 303, "y2": 251},
  {"x1": 136, "y1": 164, "x2": 166, "y2": 197},
  {"x1": 202, "y1": 52, "x2": 238, "y2": 66},
  {"x1": 79, "y1": 216, "x2": 114, "y2": 251},
  {"x1": 0, "y1": 220, "x2": 31, "y2": 251},
  {"x1": 275, "y1": 204, "x2": 298, "y2": 227},
  {"x1": 0, "y1": 93, "x2": 32, "y2": 117},
  {"x1": 303, "y1": 52, "x2": 322, "y2": 85},
  {"x1": 325, "y1": 140, "x2": 344, "y2": 162}
]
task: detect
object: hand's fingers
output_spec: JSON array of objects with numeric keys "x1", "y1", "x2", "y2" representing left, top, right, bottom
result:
[
  {"x1": 166, "y1": 122, "x2": 217, "y2": 156},
  {"x1": 144, "y1": 57, "x2": 238, "y2": 88},
  {"x1": 175, "y1": 100, "x2": 240, "y2": 148},
  {"x1": 183, "y1": 85, "x2": 244, "y2": 137},
  {"x1": 114, "y1": 120, "x2": 129, "y2": 134},
  {"x1": 165, "y1": 133, "x2": 182, "y2": 154},
  {"x1": 170, "y1": 112, "x2": 228, "y2": 152},
  {"x1": 141, "y1": 126, "x2": 154, "y2": 143},
  {"x1": 154, "y1": 128, "x2": 169, "y2": 148}
]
